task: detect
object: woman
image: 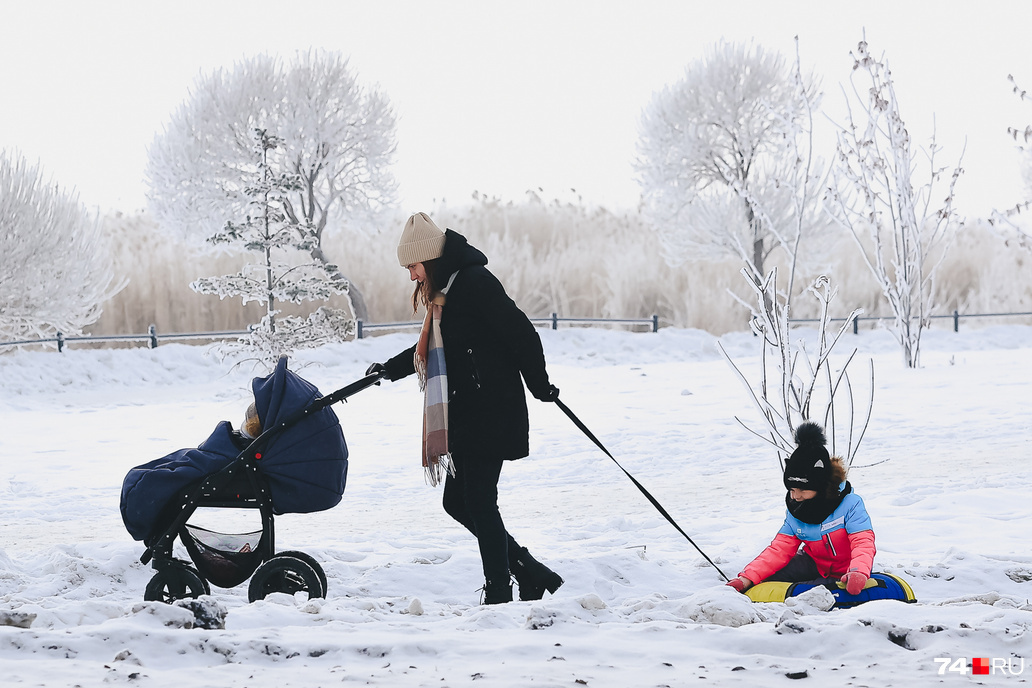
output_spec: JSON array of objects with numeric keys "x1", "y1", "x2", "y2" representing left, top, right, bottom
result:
[
  {"x1": 366, "y1": 212, "x2": 564, "y2": 604},
  {"x1": 725, "y1": 422, "x2": 876, "y2": 595}
]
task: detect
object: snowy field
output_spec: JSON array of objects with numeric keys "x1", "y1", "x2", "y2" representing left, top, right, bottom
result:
[{"x1": 0, "y1": 324, "x2": 1030, "y2": 687}]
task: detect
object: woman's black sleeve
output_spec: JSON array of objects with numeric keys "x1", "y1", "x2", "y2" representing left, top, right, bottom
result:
[
  {"x1": 383, "y1": 344, "x2": 417, "y2": 381},
  {"x1": 468, "y1": 270, "x2": 551, "y2": 398}
]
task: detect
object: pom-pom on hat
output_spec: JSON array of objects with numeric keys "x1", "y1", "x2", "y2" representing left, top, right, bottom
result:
[
  {"x1": 783, "y1": 422, "x2": 831, "y2": 491},
  {"x1": 397, "y1": 212, "x2": 446, "y2": 266}
]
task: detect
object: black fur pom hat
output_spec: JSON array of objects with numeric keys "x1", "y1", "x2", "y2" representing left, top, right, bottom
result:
[{"x1": 783, "y1": 422, "x2": 831, "y2": 491}]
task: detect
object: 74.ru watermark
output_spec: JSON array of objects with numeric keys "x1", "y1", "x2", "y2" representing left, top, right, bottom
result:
[{"x1": 935, "y1": 657, "x2": 1025, "y2": 676}]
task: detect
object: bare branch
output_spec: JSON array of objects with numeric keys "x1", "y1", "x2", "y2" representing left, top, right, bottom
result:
[{"x1": 721, "y1": 268, "x2": 874, "y2": 470}]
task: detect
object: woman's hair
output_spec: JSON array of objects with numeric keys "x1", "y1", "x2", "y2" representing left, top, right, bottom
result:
[{"x1": 410, "y1": 258, "x2": 440, "y2": 313}]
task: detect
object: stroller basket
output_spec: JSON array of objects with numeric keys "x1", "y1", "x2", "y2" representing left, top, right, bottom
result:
[{"x1": 182, "y1": 524, "x2": 266, "y2": 588}]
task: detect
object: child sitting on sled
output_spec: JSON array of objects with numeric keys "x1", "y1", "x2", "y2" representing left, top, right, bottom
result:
[{"x1": 727, "y1": 422, "x2": 876, "y2": 596}]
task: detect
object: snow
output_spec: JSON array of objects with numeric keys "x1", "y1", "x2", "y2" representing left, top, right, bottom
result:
[{"x1": 0, "y1": 324, "x2": 1030, "y2": 686}]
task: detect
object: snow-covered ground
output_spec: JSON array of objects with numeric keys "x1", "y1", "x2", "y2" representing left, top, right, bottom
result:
[{"x1": 0, "y1": 324, "x2": 1029, "y2": 687}]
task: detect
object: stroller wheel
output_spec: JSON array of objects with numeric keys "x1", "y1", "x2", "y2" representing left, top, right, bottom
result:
[
  {"x1": 144, "y1": 561, "x2": 210, "y2": 604},
  {"x1": 248, "y1": 555, "x2": 324, "y2": 603},
  {"x1": 276, "y1": 550, "x2": 328, "y2": 596}
]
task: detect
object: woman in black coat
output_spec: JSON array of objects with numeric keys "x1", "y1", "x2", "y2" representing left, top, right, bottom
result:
[{"x1": 367, "y1": 212, "x2": 564, "y2": 604}]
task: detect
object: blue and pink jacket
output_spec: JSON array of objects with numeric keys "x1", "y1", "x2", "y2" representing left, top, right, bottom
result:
[{"x1": 741, "y1": 489, "x2": 876, "y2": 584}]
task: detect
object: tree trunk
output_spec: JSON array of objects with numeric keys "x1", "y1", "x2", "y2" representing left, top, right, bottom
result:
[
  {"x1": 309, "y1": 244, "x2": 368, "y2": 322},
  {"x1": 746, "y1": 202, "x2": 772, "y2": 318},
  {"x1": 345, "y1": 280, "x2": 369, "y2": 323}
]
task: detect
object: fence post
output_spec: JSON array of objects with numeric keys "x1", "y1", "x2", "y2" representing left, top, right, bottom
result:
[
  {"x1": 953, "y1": 309, "x2": 959, "y2": 333},
  {"x1": 652, "y1": 314, "x2": 659, "y2": 332},
  {"x1": 149, "y1": 324, "x2": 158, "y2": 348},
  {"x1": 357, "y1": 320, "x2": 364, "y2": 340},
  {"x1": 552, "y1": 312, "x2": 558, "y2": 330},
  {"x1": 57, "y1": 332, "x2": 64, "y2": 352}
]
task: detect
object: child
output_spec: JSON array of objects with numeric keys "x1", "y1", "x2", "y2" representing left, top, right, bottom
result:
[
  {"x1": 226, "y1": 402, "x2": 262, "y2": 452},
  {"x1": 727, "y1": 422, "x2": 876, "y2": 596},
  {"x1": 241, "y1": 402, "x2": 262, "y2": 440}
]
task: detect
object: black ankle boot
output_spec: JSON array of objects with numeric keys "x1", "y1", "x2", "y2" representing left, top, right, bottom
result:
[
  {"x1": 482, "y1": 578, "x2": 513, "y2": 605},
  {"x1": 512, "y1": 547, "x2": 564, "y2": 601}
]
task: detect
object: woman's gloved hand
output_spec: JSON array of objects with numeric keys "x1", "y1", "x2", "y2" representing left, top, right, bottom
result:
[
  {"x1": 365, "y1": 362, "x2": 387, "y2": 378},
  {"x1": 534, "y1": 384, "x2": 560, "y2": 402}
]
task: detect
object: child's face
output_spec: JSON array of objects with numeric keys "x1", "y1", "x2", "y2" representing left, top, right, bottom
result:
[{"x1": 789, "y1": 488, "x2": 818, "y2": 502}]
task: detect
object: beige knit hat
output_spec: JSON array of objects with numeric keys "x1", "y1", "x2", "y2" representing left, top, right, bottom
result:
[{"x1": 397, "y1": 212, "x2": 446, "y2": 266}]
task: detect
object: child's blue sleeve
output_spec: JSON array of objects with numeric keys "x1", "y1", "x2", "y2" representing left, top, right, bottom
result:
[{"x1": 844, "y1": 494, "x2": 873, "y2": 533}]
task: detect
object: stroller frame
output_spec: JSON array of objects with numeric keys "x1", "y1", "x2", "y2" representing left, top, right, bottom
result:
[{"x1": 138, "y1": 371, "x2": 383, "y2": 604}]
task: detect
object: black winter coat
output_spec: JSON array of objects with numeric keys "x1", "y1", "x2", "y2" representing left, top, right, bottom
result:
[{"x1": 383, "y1": 230, "x2": 552, "y2": 461}]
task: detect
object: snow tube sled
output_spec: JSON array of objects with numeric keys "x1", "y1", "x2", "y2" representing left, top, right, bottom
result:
[{"x1": 745, "y1": 572, "x2": 916, "y2": 608}]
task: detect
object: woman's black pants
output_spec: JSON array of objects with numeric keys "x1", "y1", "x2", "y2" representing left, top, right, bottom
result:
[{"x1": 442, "y1": 452, "x2": 523, "y2": 585}]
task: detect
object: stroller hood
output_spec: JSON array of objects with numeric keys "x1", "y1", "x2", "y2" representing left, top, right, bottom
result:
[{"x1": 251, "y1": 356, "x2": 349, "y2": 515}]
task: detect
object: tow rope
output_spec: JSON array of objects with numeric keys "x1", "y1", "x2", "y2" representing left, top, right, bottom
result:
[{"x1": 554, "y1": 397, "x2": 730, "y2": 581}]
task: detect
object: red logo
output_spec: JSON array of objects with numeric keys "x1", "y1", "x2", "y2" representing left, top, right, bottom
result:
[{"x1": 972, "y1": 658, "x2": 991, "y2": 675}]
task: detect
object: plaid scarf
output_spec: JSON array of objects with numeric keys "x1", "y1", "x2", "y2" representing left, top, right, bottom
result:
[{"x1": 414, "y1": 271, "x2": 458, "y2": 485}]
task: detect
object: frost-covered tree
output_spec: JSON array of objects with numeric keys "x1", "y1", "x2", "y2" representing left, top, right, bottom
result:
[
  {"x1": 146, "y1": 50, "x2": 397, "y2": 322},
  {"x1": 0, "y1": 151, "x2": 123, "y2": 343},
  {"x1": 636, "y1": 40, "x2": 829, "y2": 300},
  {"x1": 826, "y1": 39, "x2": 961, "y2": 369},
  {"x1": 191, "y1": 129, "x2": 354, "y2": 368}
]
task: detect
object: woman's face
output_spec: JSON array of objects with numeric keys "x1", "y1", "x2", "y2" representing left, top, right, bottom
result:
[
  {"x1": 406, "y1": 262, "x2": 427, "y2": 283},
  {"x1": 789, "y1": 488, "x2": 818, "y2": 502}
]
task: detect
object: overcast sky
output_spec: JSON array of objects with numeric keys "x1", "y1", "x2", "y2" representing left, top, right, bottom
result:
[{"x1": 2, "y1": 0, "x2": 1028, "y2": 219}]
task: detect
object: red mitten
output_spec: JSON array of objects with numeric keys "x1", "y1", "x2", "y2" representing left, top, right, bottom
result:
[
  {"x1": 726, "y1": 577, "x2": 750, "y2": 593},
  {"x1": 841, "y1": 570, "x2": 868, "y2": 595}
]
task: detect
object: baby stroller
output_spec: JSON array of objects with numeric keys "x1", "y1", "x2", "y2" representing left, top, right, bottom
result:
[{"x1": 120, "y1": 357, "x2": 381, "y2": 604}]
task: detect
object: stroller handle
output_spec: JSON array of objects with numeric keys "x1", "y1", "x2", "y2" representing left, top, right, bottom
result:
[
  {"x1": 318, "y1": 370, "x2": 385, "y2": 408},
  {"x1": 249, "y1": 371, "x2": 384, "y2": 448}
]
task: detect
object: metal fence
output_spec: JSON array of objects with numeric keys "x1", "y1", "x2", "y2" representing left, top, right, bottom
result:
[
  {"x1": 0, "y1": 314, "x2": 661, "y2": 352},
  {"x1": 0, "y1": 324, "x2": 255, "y2": 352},
  {"x1": 3, "y1": 309, "x2": 1030, "y2": 352},
  {"x1": 788, "y1": 309, "x2": 1032, "y2": 334},
  {"x1": 356, "y1": 313, "x2": 660, "y2": 339}
]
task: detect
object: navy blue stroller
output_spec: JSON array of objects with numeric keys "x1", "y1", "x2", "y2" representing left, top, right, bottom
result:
[{"x1": 120, "y1": 357, "x2": 381, "y2": 604}]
